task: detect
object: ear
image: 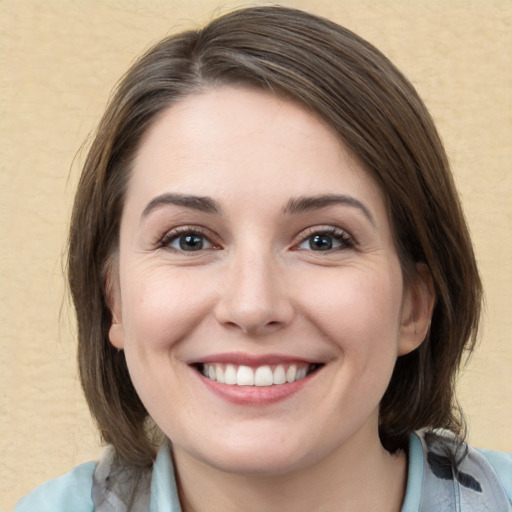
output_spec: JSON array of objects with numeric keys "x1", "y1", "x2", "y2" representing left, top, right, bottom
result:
[
  {"x1": 105, "y1": 260, "x2": 125, "y2": 350},
  {"x1": 398, "y1": 263, "x2": 435, "y2": 356}
]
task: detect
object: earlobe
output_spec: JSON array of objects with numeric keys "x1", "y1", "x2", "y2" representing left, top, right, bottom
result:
[
  {"x1": 398, "y1": 263, "x2": 435, "y2": 356},
  {"x1": 105, "y1": 261, "x2": 125, "y2": 349},
  {"x1": 109, "y1": 321, "x2": 125, "y2": 350}
]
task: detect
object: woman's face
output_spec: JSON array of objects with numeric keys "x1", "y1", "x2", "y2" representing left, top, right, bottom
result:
[{"x1": 109, "y1": 87, "x2": 428, "y2": 475}]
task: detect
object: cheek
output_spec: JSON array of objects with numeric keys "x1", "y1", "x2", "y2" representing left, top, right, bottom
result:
[
  {"x1": 119, "y1": 266, "x2": 216, "y2": 352},
  {"x1": 118, "y1": 267, "x2": 217, "y2": 424},
  {"x1": 301, "y1": 265, "x2": 403, "y2": 361}
]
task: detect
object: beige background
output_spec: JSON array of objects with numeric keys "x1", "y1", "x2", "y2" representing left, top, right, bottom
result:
[{"x1": 1, "y1": 1, "x2": 511, "y2": 510}]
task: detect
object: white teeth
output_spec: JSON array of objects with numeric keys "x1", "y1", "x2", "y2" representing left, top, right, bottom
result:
[
  {"x1": 254, "y1": 366, "x2": 273, "y2": 386},
  {"x1": 286, "y1": 365, "x2": 297, "y2": 383},
  {"x1": 296, "y1": 367, "x2": 307, "y2": 380},
  {"x1": 236, "y1": 365, "x2": 255, "y2": 386},
  {"x1": 216, "y1": 365, "x2": 225, "y2": 384},
  {"x1": 201, "y1": 362, "x2": 317, "y2": 386},
  {"x1": 224, "y1": 364, "x2": 237, "y2": 385},
  {"x1": 273, "y1": 365, "x2": 286, "y2": 385}
]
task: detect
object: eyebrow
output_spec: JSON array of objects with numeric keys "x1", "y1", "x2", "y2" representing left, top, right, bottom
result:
[
  {"x1": 283, "y1": 194, "x2": 375, "y2": 225},
  {"x1": 141, "y1": 193, "x2": 222, "y2": 219},
  {"x1": 141, "y1": 192, "x2": 374, "y2": 225}
]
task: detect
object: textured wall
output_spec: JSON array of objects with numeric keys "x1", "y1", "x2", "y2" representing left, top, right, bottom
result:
[{"x1": 1, "y1": 1, "x2": 510, "y2": 510}]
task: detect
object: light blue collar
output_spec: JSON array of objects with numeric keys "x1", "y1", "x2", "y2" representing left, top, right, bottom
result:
[{"x1": 150, "y1": 444, "x2": 182, "y2": 512}]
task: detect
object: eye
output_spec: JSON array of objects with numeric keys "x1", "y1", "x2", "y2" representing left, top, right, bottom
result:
[
  {"x1": 296, "y1": 228, "x2": 354, "y2": 251},
  {"x1": 162, "y1": 229, "x2": 215, "y2": 252}
]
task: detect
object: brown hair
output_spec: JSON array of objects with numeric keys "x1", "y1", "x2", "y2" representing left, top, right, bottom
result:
[{"x1": 68, "y1": 5, "x2": 482, "y2": 468}]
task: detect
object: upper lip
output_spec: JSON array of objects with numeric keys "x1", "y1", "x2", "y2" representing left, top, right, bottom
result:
[{"x1": 187, "y1": 352, "x2": 324, "y2": 367}]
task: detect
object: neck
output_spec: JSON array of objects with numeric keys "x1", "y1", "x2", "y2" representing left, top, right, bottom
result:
[{"x1": 172, "y1": 428, "x2": 407, "y2": 512}]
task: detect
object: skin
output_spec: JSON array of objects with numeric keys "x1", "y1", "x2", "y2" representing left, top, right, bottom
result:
[{"x1": 108, "y1": 86, "x2": 435, "y2": 512}]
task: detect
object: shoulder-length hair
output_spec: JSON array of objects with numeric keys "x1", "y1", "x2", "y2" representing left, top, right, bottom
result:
[{"x1": 68, "y1": 5, "x2": 481, "y2": 468}]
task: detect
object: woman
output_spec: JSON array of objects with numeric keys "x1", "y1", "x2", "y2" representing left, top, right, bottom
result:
[{"x1": 16, "y1": 6, "x2": 511, "y2": 512}]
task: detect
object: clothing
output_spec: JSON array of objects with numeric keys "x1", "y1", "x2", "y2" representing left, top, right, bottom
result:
[{"x1": 16, "y1": 431, "x2": 512, "y2": 512}]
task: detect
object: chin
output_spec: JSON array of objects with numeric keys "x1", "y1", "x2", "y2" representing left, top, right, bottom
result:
[
  {"x1": 176, "y1": 429, "x2": 324, "y2": 477},
  {"x1": 203, "y1": 450, "x2": 308, "y2": 477}
]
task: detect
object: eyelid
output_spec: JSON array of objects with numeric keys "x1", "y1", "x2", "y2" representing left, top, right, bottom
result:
[
  {"x1": 291, "y1": 225, "x2": 356, "y2": 251},
  {"x1": 159, "y1": 225, "x2": 221, "y2": 251},
  {"x1": 154, "y1": 224, "x2": 356, "y2": 253}
]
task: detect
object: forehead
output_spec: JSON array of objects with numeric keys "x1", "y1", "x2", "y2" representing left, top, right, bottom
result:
[
  {"x1": 127, "y1": 86, "x2": 386, "y2": 219},
  {"x1": 134, "y1": 87, "x2": 346, "y2": 168}
]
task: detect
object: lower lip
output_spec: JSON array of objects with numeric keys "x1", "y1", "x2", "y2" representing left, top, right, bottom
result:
[{"x1": 197, "y1": 370, "x2": 317, "y2": 405}]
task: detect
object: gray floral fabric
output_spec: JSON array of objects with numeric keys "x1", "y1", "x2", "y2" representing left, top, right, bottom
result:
[
  {"x1": 92, "y1": 432, "x2": 511, "y2": 511},
  {"x1": 418, "y1": 431, "x2": 512, "y2": 511}
]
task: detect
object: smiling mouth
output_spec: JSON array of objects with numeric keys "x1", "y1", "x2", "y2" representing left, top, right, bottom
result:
[{"x1": 195, "y1": 362, "x2": 323, "y2": 387}]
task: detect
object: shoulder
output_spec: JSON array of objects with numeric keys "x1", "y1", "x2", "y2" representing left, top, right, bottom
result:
[
  {"x1": 477, "y1": 447, "x2": 512, "y2": 502},
  {"x1": 15, "y1": 444, "x2": 181, "y2": 512},
  {"x1": 15, "y1": 461, "x2": 96, "y2": 512},
  {"x1": 410, "y1": 430, "x2": 512, "y2": 511}
]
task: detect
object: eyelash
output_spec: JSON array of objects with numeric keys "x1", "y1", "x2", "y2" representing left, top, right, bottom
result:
[
  {"x1": 159, "y1": 226, "x2": 218, "y2": 253},
  {"x1": 158, "y1": 225, "x2": 355, "y2": 254},
  {"x1": 294, "y1": 226, "x2": 355, "y2": 252}
]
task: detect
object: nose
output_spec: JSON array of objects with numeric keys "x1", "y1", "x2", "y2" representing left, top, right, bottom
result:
[{"x1": 214, "y1": 249, "x2": 294, "y2": 335}]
